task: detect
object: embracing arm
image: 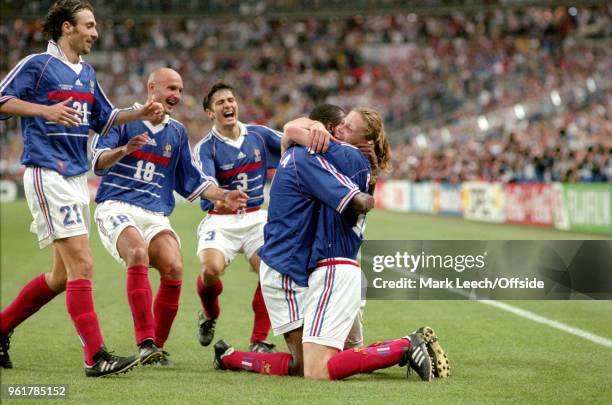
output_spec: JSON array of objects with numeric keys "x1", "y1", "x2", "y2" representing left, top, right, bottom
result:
[
  {"x1": 347, "y1": 192, "x2": 375, "y2": 215},
  {"x1": 282, "y1": 117, "x2": 333, "y2": 154}
]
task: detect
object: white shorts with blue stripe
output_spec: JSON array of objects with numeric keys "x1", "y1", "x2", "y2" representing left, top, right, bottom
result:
[
  {"x1": 302, "y1": 258, "x2": 362, "y2": 351},
  {"x1": 23, "y1": 167, "x2": 90, "y2": 249},
  {"x1": 259, "y1": 260, "x2": 307, "y2": 336}
]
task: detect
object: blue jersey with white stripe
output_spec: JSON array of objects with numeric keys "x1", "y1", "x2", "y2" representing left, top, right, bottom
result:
[
  {"x1": 93, "y1": 116, "x2": 211, "y2": 216},
  {"x1": 193, "y1": 122, "x2": 281, "y2": 211},
  {"x1": 0, "y1": 41, "x2": 118, "y2": 176},
  {"x1": 308, "y1": 143, "x2": 371, "y2": 269},
  {"x1": 259, "y1": 143, "x2": 361, "y2": 286}
]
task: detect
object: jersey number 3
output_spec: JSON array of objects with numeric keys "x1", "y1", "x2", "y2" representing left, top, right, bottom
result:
[
  {"x1": 236, "y1": 172, "x2": 248, "y2": 191},
  {"x1": 134, "y1": 160, "x2": 156, "y2": 182}
]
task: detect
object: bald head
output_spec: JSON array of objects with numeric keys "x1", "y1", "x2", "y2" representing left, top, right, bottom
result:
[
  {"x1": 147, "y1": 67, "x2": 182, "y2": 87},
  {"x1": 147, "y1": 68, "x2": 183, "y2": 116}
]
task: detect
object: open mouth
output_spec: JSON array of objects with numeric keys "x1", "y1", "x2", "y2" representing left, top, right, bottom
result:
[
  {"x1": 223, "y1": 110, "x2": 235, "y2": 119},
  {"x1": 167, "y1": 98, "x2": 178, "y2": 107}
]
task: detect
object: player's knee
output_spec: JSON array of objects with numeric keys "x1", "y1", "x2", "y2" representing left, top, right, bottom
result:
[
  {"x1": 125, "y1": 245, "x2": 149, "y2": 267},
  {"x1": 303, "y1": 363, "x2": 329, "y2": 380},
  {"x1": 72, "y1": 257, "x2": 94, "y2": 279},
  {"x1": 160, "y1": 262, "x2": 183, "y2": 281},
  {"x1": 46, "y1": 271, "x2": 67, "y2": 293},
  {"x1": 202, "y1": 264, "x2": 223, "y2": 281}
]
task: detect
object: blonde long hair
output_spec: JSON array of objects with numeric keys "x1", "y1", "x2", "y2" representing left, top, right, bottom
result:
[{"x1": 354, "y1": 107, "x2": 392, "y2": 180}]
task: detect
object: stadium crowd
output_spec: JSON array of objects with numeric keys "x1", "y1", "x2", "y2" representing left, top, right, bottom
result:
[{"x1": 1, "y1": 6, "x2": 610, "y2": 183}]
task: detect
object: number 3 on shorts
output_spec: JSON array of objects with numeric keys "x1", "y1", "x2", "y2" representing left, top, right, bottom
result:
[{"x1": 204, "y1": 231, "x2": 216, "y2": 241}]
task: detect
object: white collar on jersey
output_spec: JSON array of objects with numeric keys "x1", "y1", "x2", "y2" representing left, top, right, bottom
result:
[
  {"x1": 47, "y1": 40, "x2": 83, "y2": 64},
  {"x1": 133, "y1": 102, "x2": 170, "y2": 134},
  {"x1": 211, "y1": 122, "x2": 247, "y2": 149}
]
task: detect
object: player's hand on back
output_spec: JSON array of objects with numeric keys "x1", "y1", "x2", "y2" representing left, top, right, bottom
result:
[
  {"x1": 309, "y1": 122, "x2": 333, "y2": 153},
  {"x1": 355, "y1": 141, "x2": 378, "y2": 170},
  {"x1": 123, "y1": 132, "x2": 151, "y2": 155},
  {"x1": 43, "y1": 97, "x2": 82, "y2": 127},
  {"x1": 223, "y1": 190, "x2": 249, "y2": 211}
]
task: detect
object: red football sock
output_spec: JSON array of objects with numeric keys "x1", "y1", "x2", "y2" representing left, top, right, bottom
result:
[
  {"x1": 222, "y1": 349, "x2": 292, "y2": 376},
  {"x1": 197, "y1": 276, "x2": 222, "y2": 319},
  {"x1": 126, "y1": 265, "x2": 154, "y2": 344},
  {"x1": 327, "y1": 338, "x2": 410, "y2": 380},
  {"x1": 250, "y1": 282, "x2": 271, "y2": 343},
  {"x1": 1, "y1": 273, "x2": 58, "y2": 335},
  {"x1": 65, "y1": 279, "x2": 104, "y2": 365},
  {"x1": 153, "y1": 278, "x2": 182, "y2": 348}
]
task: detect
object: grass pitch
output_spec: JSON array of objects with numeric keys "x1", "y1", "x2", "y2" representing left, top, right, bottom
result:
[{"x1": 1, "y1": 201, "x2": 611, "y2": 404}]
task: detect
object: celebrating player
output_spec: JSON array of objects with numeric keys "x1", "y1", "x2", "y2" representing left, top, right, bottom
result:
[
  {"x1": 0, "y1": 0, "x2": 165, "y2": 377},
  {"x1": 92, "y1": 69, "x2": 247, "y2": 366},
  {"x1": 192, "y1": 81, "x2": 329, "y2": 352},
  {"x1": 213, "y1": 106, "x2": 450, "y2": 381}
]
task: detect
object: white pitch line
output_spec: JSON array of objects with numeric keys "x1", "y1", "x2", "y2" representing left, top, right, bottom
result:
[{"x1": 479, "y1": 300, "x2": 612, "y2": 349}]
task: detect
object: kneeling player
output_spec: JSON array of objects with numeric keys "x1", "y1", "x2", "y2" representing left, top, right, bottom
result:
[{"x1": 213, "y1": 106, "x2": 450, "y2": 380}]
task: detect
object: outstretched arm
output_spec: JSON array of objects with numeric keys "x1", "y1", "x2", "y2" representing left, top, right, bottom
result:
[
  {"x1": 115, "y1": 100, "x2": 165, "y2": 125},
  {"x1": 200, "y1": 187, "x2": 248, "y2": 211}
]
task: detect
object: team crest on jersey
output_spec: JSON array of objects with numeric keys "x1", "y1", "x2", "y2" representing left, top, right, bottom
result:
[
  {"x1": 254, "y1": 148, "x2": 261, "y2": 162},
  {"x1": 89, "y1": 80, "x2": 95, "y2": 94},
  {"x1": 163, "y1": 143, "x2": 172, "y2": 157}
]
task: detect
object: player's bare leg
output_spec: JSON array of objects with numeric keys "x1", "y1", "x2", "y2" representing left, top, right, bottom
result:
[
  {"x1": 148, "y1": 231, "x2": 183, "y2": 365},
  {"x1": 116, "y1": 226, "x2": 161, "y2": 365},
  {"x1": 247, "y1": 253, "x2": 275, "y2": 353},
  {"x1": 284, "y1": 328, "x2": 304, "y2": 376},
  {"x1": 55, "y1": 234, "x2": 139, "y2": 377},
  {"x1": 45, "y1": 246, "x2": 68, "y2": 292},
  {"x1": 196, "y1": 248, "x2": 225, "y2": 346},
  {"x1": 303, "y1": 343, "x2": 339, "y2": 380}
]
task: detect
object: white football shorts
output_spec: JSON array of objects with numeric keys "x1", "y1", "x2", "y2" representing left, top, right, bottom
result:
[
  {"x1": 196, "y1": 208, "x2": 266, "y2": 264},
  {"x1": 23, "y1": 167, "x2": 90, "y2": 249},
  {"x1": 259, "y1": 259, "x2": 307, "y2": 336},
  {"x1": 95, "y1": 200, "x2": 180, "y2": 266},
  {"x1": 302, "y1": 258, "x2": 362, "y2": 351}
]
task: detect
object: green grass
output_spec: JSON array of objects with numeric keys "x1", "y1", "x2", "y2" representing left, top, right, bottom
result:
[{"x1": 1, "y1": 201, "x2": 611, "y2": 404}]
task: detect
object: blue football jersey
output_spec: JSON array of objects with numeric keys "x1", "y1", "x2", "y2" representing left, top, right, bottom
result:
[
  {"x1": 308, "y1": 142, "x2": 371, "y2": 269},
  {"x1": 0, "y1": 41, "x2": 120, "y2": 176},
  {"x1": 193, "y1": 122, "x2": 281, "y2": 211},
  {"x1": 259, "y1": 144, "x2": 361, "y2": 286},
  {"x1": 92, "y1": 113, "x2": 211, "y2": 216}
]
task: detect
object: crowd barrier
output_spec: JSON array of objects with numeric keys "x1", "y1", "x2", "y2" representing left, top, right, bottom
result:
[{"x1": 374, "y1": 180, "x2": 611, "y2": 235}]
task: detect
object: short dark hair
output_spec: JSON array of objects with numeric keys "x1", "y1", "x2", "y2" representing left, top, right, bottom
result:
[
  {"x1": 43, "y1": 0, "x2": 94, "y2": 42},
  {"x1": 309, "y1": 104, "x2": 346, "y2": 131},
  {"x1": 202, "y1": 81, "x2": 234, "y2": 111}
]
